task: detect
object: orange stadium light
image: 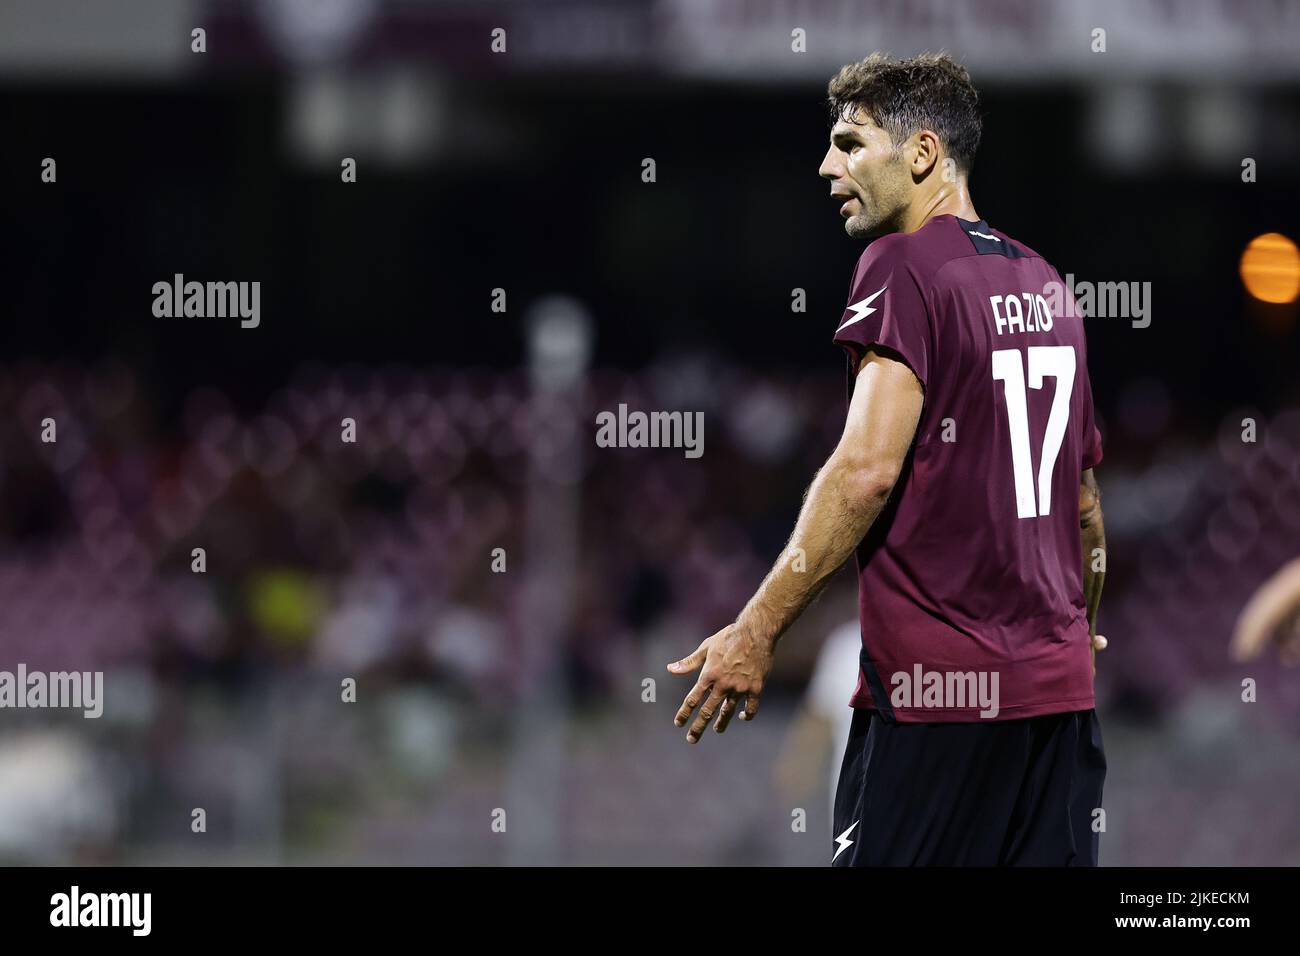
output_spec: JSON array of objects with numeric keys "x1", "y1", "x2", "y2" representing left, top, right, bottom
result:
[{"x1": 1239, "y1": 232, "x2": 1300, "y2": 304}]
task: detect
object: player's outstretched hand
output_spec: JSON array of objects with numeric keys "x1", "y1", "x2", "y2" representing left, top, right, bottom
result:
[{"x1": 667, "y1": 622, "x2": 775, "y2": 744}]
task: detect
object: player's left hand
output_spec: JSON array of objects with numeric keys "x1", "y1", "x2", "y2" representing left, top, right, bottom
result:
[
  {"x1": 667, "y1": 622, "x2": 775, "y2": 743},
  {"x1": 1090, "y1": 633, "x2": 1107, "y2": 676}
]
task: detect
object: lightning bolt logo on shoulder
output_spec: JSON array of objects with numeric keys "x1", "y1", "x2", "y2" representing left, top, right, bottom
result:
[{"x1": 836, "y1": 284, "x2": 887, "y2": 333}]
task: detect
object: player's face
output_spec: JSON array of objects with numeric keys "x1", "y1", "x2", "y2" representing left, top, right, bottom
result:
[{"x1": 819, "y1": 112, "x2": 910, "y2": 238}]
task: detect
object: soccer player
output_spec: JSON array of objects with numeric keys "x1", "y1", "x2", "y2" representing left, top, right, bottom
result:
[{"x1": 667, "y1": 52, "x2": 1109, "y2": 865}]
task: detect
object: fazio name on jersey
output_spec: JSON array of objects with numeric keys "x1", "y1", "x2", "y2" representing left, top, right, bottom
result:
[{"x1": 989, "y1": 292, "x2": 1054, "y2": 336}]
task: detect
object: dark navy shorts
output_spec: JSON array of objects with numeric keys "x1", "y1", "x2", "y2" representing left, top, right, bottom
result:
[{"x1": 831, "y1": 707, "x2": 1107, "y2": 866}]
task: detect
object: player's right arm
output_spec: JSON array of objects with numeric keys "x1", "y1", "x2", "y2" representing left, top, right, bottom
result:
[{"x1": 1079, "y1": 468, "x2": 1107, "y2": 672}]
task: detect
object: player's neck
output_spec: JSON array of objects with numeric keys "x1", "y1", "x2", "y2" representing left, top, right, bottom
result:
[{"x1": 903, "y1": 185, "x2": 979, "y2": 233}]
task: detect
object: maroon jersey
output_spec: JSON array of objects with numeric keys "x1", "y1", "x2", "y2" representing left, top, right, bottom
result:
[{"x1": 833, "y1": 214, "x2": 1102, "y2": 723}]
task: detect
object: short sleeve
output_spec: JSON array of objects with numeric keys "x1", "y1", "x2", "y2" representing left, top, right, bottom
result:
[
  {"x1": 1082, "y1": 399, "x2": 1103, "y2": 470},
  {"x1": 833, "y1": 239, "x2": 931, "y2": 387}
]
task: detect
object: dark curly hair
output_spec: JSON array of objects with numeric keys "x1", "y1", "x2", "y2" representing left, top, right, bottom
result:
[{"x1": 827, "y1": 52, "x2": 982, "y2": 175}]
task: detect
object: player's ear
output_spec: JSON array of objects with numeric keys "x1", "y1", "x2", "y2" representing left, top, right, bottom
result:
[{"x1": 910, "y1": 129, "x2": 942, "y2": 178}]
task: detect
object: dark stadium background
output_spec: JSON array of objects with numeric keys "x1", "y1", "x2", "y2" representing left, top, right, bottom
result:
[{"x1": 0, "y1": 0, "x2": 1298, "y2": 865}]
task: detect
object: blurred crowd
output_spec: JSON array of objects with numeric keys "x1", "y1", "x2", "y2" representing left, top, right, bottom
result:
[{"x1": 0, "y1": 357, "x2": 842, "y2": 692}]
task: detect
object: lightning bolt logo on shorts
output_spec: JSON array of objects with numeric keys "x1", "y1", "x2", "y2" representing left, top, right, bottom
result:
[
  {"x1": 835, "y1": 284, "x2": 887, "y2": 333},
  {"x1": 832, "y1": 821, "x2": 858, "y2": 862}
]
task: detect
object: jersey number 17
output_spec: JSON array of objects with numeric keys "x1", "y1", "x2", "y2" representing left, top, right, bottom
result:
[{"x1": 991, "y1": 346, "x2": 1076, "y2": 519}]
